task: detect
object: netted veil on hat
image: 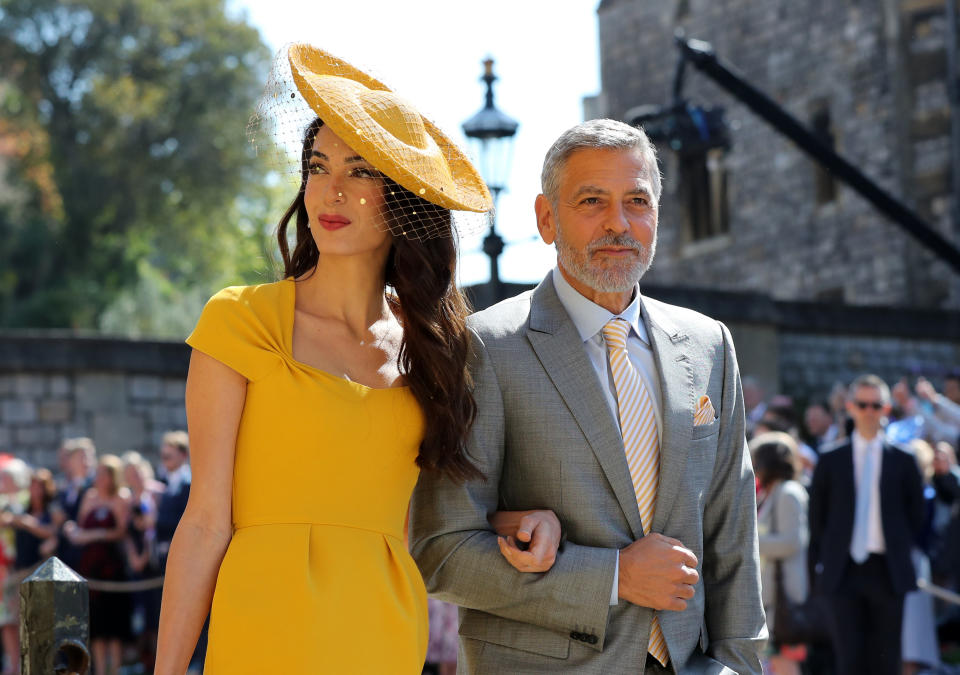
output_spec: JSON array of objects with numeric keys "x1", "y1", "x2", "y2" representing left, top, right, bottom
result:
[{"x1": 248, "y1": 44, "x2": 493, "y2": 241}]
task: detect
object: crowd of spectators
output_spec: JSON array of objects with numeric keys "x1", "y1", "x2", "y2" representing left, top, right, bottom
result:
[
  {"x1": 0, "y1": 432, "x2": 193, "y2": 675},
  {"x1": 750, "y1": 372, "x2": 960, "y2": 675}
]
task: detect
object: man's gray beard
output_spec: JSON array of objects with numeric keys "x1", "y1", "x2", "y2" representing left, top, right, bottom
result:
[{"x1": 555, "y1": 229, "x2": 656, "y2": 293}]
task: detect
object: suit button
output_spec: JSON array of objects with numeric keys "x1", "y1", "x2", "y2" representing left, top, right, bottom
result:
[{"x1": 587, "y1": 635, "x2": 598, "y2": 644}]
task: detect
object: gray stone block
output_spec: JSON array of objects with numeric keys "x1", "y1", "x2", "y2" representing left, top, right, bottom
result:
[
  {"x1": 13, "y1": 375, "x2": 46, "y2": 397},
  {"x1": 168, "y1": 405, "x2": 187, "y2": 430},
  {"x1": 60, "y1": 424, "x2": 90, "y2": 442},
  {"x1": 75, "y1": 374, "x2": 126, "y2": 414},
  {"x1": 163, "y1": 378, "x2": 186, "y2": 402},
  {"x1": 1, "y1": 400, "x2": 38, "y2": 424},
  {"x1": 38, "y1": 400, "x2": 73, "y2": 424},
  {"x1": 91, "y1": 412, "x2": 146, "y2": 455},
  {"x1": 129, "y1": 376, "x2": 162, "y2": 402},
  {"x1": 0, "y1": 426, "x2": 9, "y2": 450},
  {"x1": 30, "y1": 449, "x2": 59, "y2": 469},
  {"x1": 49, "y1": 376, "x2": 71, "y2": 397},
  {"x1": 14, "y1": 426, "x2": 58, "y2": 447}
]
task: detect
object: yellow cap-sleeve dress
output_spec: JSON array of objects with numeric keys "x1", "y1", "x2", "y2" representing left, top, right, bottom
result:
[{"x1": 186, "y1": 279, "x2": 428, "y2": 674}]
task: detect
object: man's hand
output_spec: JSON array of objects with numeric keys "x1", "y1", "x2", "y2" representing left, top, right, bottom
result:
[
  {"x1": 489, "y1": 509, "x2": 561, "y2": 573},
  {"x1": 916, "y1": 378, "x2": 937, "y2": 402},
  {"x1": 618, "y1": 533, "x2": 699, "y2": 611},
  {"x1": 892, "y1": 378, "x2": 912, "y2": 409}
]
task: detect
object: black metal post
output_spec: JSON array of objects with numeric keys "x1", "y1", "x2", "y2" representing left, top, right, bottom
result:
[
  {"x1": 20, "y1": 557, "x2": 90, "y2": 675},
  {"x1": 484, "y1": 186, "x2": 506, "y2": 296}
]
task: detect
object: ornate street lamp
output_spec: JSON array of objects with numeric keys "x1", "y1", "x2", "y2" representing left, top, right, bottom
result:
[{"x1": 462, "y1": 57, "x2": 519, "y2": 289}]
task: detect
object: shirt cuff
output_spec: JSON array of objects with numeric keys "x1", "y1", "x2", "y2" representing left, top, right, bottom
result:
[{"x1": 610, "y1": 550, "x2": 619, "y2": 605}]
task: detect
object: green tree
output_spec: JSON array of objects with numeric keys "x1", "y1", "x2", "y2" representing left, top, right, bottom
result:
[{"x1": 0, "y1": 0, "x2": 279, "y2": 333}]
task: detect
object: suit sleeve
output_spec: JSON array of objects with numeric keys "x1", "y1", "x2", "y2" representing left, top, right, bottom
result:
[
  {"x1": 933, "y1": 468, "x2": 960, "y2": 505},
  {"x1": 806, "y1": 455, "x2": 829, "y2": 588},
  {"x1": 409, "y1": 329, "x2": 618, "y2": 650},
  {"x1": 903, "y1": 451, "x2": 926, "y2": 542},
  {"x1": 700, "y1": 322, "x2": 767, "y2": 674}
]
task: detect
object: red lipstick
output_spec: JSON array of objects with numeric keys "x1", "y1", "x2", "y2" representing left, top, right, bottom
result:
[{"x1": 316, "y1": 214, "x2": 351, "y2": 231}]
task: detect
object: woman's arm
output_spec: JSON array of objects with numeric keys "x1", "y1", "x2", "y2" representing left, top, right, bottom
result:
[
  {"x1": 154, "y1": 350, "x2": 246, "y2": 675},
  {"x1": 125, "y1": 536, "x2": 149, "y2": 574},
  {"x1": 75, "y1": 489, "x2": 96, "y2": 525},
  {"x1": 11, "y1": 513, "x2": 56, "y2": 540},
  {"x1": 65, "y1": 498, "x2": 129, "y2": 545}
]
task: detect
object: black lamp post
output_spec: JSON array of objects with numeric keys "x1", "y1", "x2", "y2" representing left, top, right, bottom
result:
[{"x1": 462, "y1": 57, "x2": 519, "y2": 290}]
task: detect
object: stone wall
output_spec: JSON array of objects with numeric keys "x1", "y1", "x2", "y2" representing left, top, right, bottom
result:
[
  {"x1": 641, "y1": 283, "x2": 960, "y2": 401},
  {"x1": 3, "y1": 290, "x2": 959, "y2": 468},
  {"x1": 594, "y1": 0, "x2": 959, "y2": 309},
  {"x1": 778, "y1": 331, "x2": 960, "y2": 403},
  {"x1": 0, "y1": 334, "x2": 189, "y2": 468}
]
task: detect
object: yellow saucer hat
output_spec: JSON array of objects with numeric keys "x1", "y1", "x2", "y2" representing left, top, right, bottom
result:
[{"x1": 285, "y1": 43, "x2": 492, "y2": 214}]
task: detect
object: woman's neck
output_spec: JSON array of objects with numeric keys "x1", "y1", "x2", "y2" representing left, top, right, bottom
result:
[{"x1": 297, "y1": 254, "x2": 391, "y2": 335}]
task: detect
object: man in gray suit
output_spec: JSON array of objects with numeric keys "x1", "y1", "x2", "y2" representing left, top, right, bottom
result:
[{"x1": 410, "y1": 119, "x2": 765, "y2": 674}]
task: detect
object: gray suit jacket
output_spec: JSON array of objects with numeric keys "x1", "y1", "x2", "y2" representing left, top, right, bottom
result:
[{"x1": 410, "y1": 275, "x2": 766, "y2": 674}]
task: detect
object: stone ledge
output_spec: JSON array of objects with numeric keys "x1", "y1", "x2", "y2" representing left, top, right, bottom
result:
[
  {"x1": 638, "y1": 285, "x2": 960, "y2": 340},
  {"x1": 0, "y1": 333, "x2": 189, "y2": 376}
]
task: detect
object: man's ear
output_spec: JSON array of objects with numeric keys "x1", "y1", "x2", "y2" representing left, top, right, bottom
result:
[{"x1": 534, "y1": 194, "x2": 556, "y2": 245}]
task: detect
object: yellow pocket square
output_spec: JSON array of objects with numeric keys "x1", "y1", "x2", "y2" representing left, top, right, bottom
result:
[{"x1": 694, "y1": 395, "x2": 715, "y2": 426}]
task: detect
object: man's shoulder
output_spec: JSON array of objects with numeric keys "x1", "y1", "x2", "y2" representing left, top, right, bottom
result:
[
  {"x1": 467, "y1": 290, "x2": 535, "y2": 341},
  {"x1": 819, "y1": 438, "x2": 851, "y2": 457},
  {"x1": 883, "y1": 441, "x2": 920, "y2": 464}
]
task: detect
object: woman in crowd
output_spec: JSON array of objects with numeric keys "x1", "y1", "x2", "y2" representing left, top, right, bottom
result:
[
  {"x1": 751, "y1": 431, "x2": 809, "y2": 675},
  {"x1": 0, "y1": 467, "x2": 59, "y2": 674},
  {"x1": 122, "y1": 451, "x2": 163, "y2": 671},
  {"x1": 155, "y1": 44, "x2": 559, "y2": 674},
  {"x1": 65, "y1": 454, "x2": 131, "y2": 675},
  {"x1": 0, "y1": 458, "x2": 32, "y2": 674}
]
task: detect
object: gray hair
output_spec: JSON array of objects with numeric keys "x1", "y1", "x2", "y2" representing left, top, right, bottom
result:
[
  {"x1": 848, "y1": 374, "x2": 891, "y2": 404},
  {"x1": 540, "y1": 119, "x2": 662, "y2": 205}
]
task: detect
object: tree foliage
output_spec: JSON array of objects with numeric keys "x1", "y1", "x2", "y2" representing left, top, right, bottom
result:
[{"x1": 0, "y1": 0, "x2": 281, "y2": 334}]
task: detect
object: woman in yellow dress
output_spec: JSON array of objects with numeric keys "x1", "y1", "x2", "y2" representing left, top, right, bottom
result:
[{"x1": 154, "y1": 45, "x2": 560, "y2": 674}]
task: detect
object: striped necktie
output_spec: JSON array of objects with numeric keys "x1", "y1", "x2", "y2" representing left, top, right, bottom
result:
[{"x1": 602, "y1": 318, "x2": 669, "y2": 667}]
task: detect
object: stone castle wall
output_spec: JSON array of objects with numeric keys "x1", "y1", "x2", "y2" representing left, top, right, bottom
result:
[{"x1": 594, "y1": 0, "x2": 959, "y2": 308}]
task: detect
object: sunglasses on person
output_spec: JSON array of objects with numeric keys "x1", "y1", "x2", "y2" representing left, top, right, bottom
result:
[{"x1": 853, "y1": 400, "x2": 884, "y2": 410}]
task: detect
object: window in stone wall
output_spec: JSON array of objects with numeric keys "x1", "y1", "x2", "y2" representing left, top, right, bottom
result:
[
  {"x1": 680, "y1": 148, "x2": 729, "y2": 242},
  {"x1": 810, "y1": 104, "x2": 837, "y2": 205}
]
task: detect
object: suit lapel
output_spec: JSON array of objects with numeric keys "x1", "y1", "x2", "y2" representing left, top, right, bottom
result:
[
  {"x1": 879, "y1": 443, "x2": 893, "y2": 520},
  {"x1": 839, "y1": 444, "x2": 855, "y2": 513},
  {"x1": 526, "y1": 276, "x2": 645, "y2": 540},
  {"x1": 641, "y1": 298, "x2": 695, "y2": 534}
]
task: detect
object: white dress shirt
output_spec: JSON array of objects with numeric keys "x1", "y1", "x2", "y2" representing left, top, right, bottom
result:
[
  {"x1": 165, "y1": 463, "x2": 192, "y2": 496},
  {"x1": 552, "y1": 267, "x2": 664, "y2": 606},
  {"x1": 851, "y1": 431, "x2": 886, "y2": 557},
  {"x1": 552, "y1": 268, "x2": 664, "y2": 434}
]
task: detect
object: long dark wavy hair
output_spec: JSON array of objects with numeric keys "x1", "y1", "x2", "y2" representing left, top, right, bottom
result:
[{"x1": 276, "y1": 118, "x2": 480, "y2": 483}]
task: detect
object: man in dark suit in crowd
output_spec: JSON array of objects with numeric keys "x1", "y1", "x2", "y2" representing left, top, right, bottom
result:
[
  {"x1": 155, "y1": 430, "x2": 191, "y2": 570},
  {"x1": 808, "y1": 374, "x2": 925, "y2": 674},
  {"x1": 54, "y1": 437, "x2": 96, "y2": 569}
]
